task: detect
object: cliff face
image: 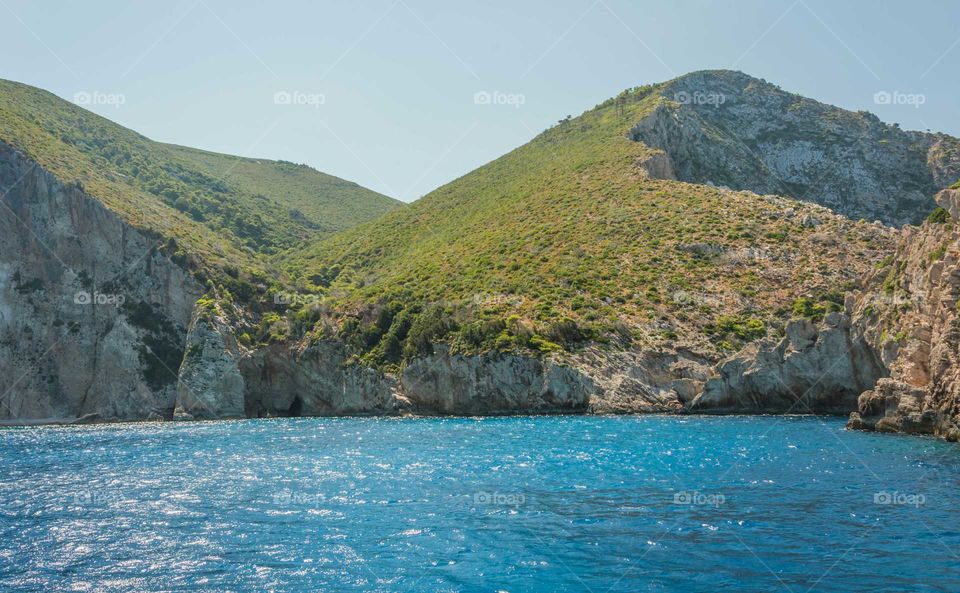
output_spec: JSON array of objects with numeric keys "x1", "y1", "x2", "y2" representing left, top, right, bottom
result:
[
  {"x1": 631, "y1": 71, "x2": 960, "y2": 226},
  {"x1": 689, "y1": 313, "x2": 885, "y2": 414},
  {"x1": 686, "y1": 187, "x2": 960, "y2": 442},
  {"x1": 238, "y1": 342, "x2": 708, "y2": 418},
  {"x1": 240, "y1": 340, "x2": 397, "y2": 417},
  {"x1": 0, "y1": 141, "x2": 202, "y2": 421},
  {"x1": 174, "y1": 308, "x2": 246, "y2": 420},
  {"x1": 846, "y1": 189, "x2": 960, "y2": 441}
]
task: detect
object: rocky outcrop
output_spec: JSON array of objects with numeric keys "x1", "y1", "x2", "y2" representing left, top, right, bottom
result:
[
  {"x1": 240, "y1": 340, "x2": 397, "y2": 417},
  {"x1": 174, "y1": 307, "x2": 246, "y2": 420},
  {"x1": 933, "y1": 188, "x2": 960, "y2": 220},
  {"x1": 688, "y1": 313, "x2": 885, "y2": 414},
  {"x1": 631, "y1": 70, "x2": 960, "y2": 226},
  {"x1": 846, "y1": 378, "x2": 942, "y2": 435},
  {"x1": 846, "y1": 188, "x2": 960, "y2": 441},
  {"x1": 0, "y1": 141, "x2": 202, "y2": 422},
  {"x1": 567, "y1": 347, "x2": 711, "y2": 413},
  {"x1": 399, "y1": 345, "x2": 592, "y2": 415},
  {"x1": 238, "y1": 341, "x2": 709, "y2": 417}
]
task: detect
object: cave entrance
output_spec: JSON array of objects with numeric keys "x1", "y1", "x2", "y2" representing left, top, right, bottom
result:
[{"x1": 287, "y1": 396, "x2": 304, "y2": 417}]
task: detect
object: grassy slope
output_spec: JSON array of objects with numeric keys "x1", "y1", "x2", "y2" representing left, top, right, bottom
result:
[
  {"x1": 285, "y1": 82, "x2": 894, "y2": 367},
  {"x1": 163, "y1": 144, "x2": 398, "y2": 235},
  {"x1": 0, "y1": 79, "x2": 398, "y2": 290}
]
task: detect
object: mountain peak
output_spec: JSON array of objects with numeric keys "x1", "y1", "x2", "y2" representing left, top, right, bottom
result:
[{"x1": 624, "y1": 71, "x2": 960, "y2": 225}]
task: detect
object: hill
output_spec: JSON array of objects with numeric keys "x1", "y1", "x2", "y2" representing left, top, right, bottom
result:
[
  {"x1": 0, "y1": 78, "x2": 399, "y2": 284},
  {"x1": 3, "y1": 70, "x2": 958, "y2": 423},
  {"x1": 284, "y1": 71, "x2": 909, "y2": 371},
  {"x1": 0, "y1": 79, "x2": 395, "y2": 421}
]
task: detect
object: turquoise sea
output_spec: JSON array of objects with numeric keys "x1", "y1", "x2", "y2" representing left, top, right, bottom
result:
[{"x1": 1, "y1": 416, "x2": 958, "y2": 592}]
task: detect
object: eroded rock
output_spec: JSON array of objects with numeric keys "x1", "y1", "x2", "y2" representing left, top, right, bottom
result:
[
  {"x1": 688, "y1": 313, "x2": 885, "y2": 414},
  {"x1": 174, "y1": 308, "x2": 245, "y2": 420}
]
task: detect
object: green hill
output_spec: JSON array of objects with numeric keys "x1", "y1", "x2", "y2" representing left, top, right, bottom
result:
[
  {"x1": 284, "y1": 72, "x2": 899, "y2": 369},
  {"x1": 0, "y1": 78, "x2": 399, "y2": 287},
  {"x1": 162, "y1": 144, "x2": 398, "y2": 235}
]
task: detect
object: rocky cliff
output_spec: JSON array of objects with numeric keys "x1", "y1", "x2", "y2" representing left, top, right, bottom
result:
[
  {"x1": 0, "y1": 141, "x2": 202, "y2": 422},
  {"x1": 631, "y1": 70, "x2": 960, "y2": 226},
  {"x1": 846, "y1": 188, "x2": 960, "y2": 441},
  {"x1": 689, "y1": 312, "x2": 885, "y2": 414}
]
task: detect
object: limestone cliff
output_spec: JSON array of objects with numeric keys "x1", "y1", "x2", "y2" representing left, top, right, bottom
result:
[
  {"x1": 240, "y1": 340, "x2": 397, "y2": 417},
  {"x1": 846, "y1": 189, "x2": 960, "y2": 441},
  {"x1": 688, "y1": 313, "x2": 885, "y2": 414},
  {"x1": 174, "y1": 305, "x2": 246, "y2": 420},
  {"x1": 0, "y1": 141, "x2": 202, "y2": 422},
  {"x1": 237, "y1": 341, "x2": 709, "y2": 418}
]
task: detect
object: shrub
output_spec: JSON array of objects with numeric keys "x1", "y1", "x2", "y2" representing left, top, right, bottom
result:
[
  {"x1": 529, "y1": 335, "x2": 562, "y2": 354},
  {"x1": 927, "y1": 207, "x2": 950, "y2": 224},
  {"x1": 710, "y1": 315, "x2": 766, "y2": 341},
  {"x1": 543, "y1": 317, "x2": 588, "y2": 345},
  {"x1": 452, "y1": 318, "x2": 505, "y2": 353},
  {"x1": 791, "y1": 296, "x2": 842, "y2": 322},
  {"x1": 929, "y1": 244, "x2": 948, "y2": 262},
  {"x1": 403, "y1": 305, "x2": 457, "y2": 359}
]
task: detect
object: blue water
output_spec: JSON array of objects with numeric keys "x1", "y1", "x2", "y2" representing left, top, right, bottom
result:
[{"x1": 1, "y1": 416, "x2": 958, "y2": 592}]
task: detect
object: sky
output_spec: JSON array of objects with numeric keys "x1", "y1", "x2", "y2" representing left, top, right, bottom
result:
[{"x1": 2, "y1": 0, "x2": 958, "y2": 202}]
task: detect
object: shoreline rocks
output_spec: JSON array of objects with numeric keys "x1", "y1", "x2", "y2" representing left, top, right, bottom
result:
[{"x1": 688, "y1": 313, "x2": 885, "y2": 415}]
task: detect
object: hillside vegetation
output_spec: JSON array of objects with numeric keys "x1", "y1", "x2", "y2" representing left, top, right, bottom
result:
[
  {"x1": 0, "y1": 79, "x2": 398, "y2": 291},
  {"x1": 284, "y1": 75, "x2": 896, "y2": 369}
]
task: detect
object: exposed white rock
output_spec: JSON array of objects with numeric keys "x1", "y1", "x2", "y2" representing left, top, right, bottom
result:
[{"x1": 0, "y1": 142, "x2": 202, "y2": 422}]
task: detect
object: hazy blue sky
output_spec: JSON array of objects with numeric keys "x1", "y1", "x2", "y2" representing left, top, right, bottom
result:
[{"x1": 2, "y1": 0, "x2": 958, "y2": 201}]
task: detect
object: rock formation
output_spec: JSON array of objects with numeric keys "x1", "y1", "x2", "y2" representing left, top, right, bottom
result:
[
  {"x1": 689, "y1": 313, "x2": 885, "y2": 414},
  {"x1": 631, "y1": 70, "x2": 959, "y2": 226},
  {"x1": 846, "y1": 189, "x2": 960, "y2": 441},
  {"x1": 0, "y1": 141, "x2": 201, "y2": 422}
]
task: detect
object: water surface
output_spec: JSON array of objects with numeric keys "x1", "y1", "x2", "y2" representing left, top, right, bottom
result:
[{"x1": 1, "y1": 416, "x2": 958, "y2": 592}]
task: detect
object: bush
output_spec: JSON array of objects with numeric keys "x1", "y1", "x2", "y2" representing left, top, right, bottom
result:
[
  {"x1": 543, "y1": 317, "x2": 588, "y2": 345},
  {"x1": 529, "y1": 335, "x2": 563, "y2": 354},
  {"x1": 452, "y1": 318, "x2": 505, "y2": 353},
  {"x1": 710, "y1": 315, "x2": 766, "y2": 341},
  {"x1": 403, "y1": 305, "x2": 457, "y2": 359},
  {"x1": 927, "y1": 207, "x2": 950, "y2": 224},
  {"x1": 791, "y1": 296, "x2": 842, "y2": 322}
]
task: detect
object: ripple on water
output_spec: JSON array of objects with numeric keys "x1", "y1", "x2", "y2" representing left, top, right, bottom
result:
[{"x1": 0, "y1": 415, "x2": 958, "y2": 592}]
